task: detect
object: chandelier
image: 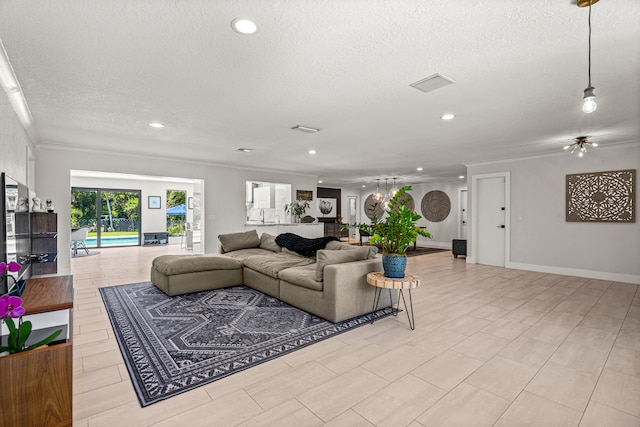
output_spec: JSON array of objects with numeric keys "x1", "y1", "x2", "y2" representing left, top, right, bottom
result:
[
  {"x1": 564, "y1": 136, "x2": 598, "y2": 157},
  {"x1": 371, "y1": 178, "x2": 401, "y2": 209},
  {"x1": 579, "y1": 0, "x2": 598, "y2": 113}
]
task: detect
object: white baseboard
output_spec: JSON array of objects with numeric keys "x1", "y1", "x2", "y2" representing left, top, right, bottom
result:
[
  {"x1": 417, "y1": 239, "x2": 451, "y2": 250},
  {"x1": 507, "y1": 261, "x2": 640, "y2": 285}
]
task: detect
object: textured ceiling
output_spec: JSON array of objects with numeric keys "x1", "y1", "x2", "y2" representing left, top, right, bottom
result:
[{"x1": 1, "y1": 0, "x2": 639, "y2": 187}]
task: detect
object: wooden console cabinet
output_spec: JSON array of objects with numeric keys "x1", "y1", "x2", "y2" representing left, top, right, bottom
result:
[{"x1": 0, "y1": 275, "x2": 73, "y2": 427}]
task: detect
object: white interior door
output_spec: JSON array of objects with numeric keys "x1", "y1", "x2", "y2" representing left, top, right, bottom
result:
[{"x1": 477, "y1": 176, "x2": 505, "y2": 266}]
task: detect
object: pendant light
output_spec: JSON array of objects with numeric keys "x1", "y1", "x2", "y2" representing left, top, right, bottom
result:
[
  {"x1": 382, "y1": 179, "x2": 390, "y2": 209},
  {"x1": 580, "y1": 0, "x2": 598, "y2": 113},
  {"x1": 373, "y1": 179, "x2": 384, "y2": 202},
  {"x1": 388, "y1": 178, "x2": 399, "y2": 198}
]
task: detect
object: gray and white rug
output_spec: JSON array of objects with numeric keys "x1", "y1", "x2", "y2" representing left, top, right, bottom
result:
[{"x1": 99, "y1": 283, "x2": 393, "y2": 406}]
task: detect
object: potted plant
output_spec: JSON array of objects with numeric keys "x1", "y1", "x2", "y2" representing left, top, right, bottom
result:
[
  {"x1": 369, "y1": 186, "x2": 431, "y2": 278},
  {"x1": 284, "y1": 199, "x2": 310, "y2": 223}
]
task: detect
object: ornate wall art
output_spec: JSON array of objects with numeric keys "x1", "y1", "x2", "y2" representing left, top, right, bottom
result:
[
  {"x1": 296, "y1": 190, "x2": 313, "y2": 201},
  {"x1": 394, "y1": 192, "x2": 415, "y2": 212},
  {"x1": 364, "y1": 194, "x2": 385, "y2": 220},
  {"x1": 566, "y1": 169, "x2": 635, "y2": 222},
  {"x1": 421, "y1": 190, "x2": 451, "y2": 222}
]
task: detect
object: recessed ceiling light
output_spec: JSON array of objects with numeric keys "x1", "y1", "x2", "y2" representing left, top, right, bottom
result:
[
  {"x1": 417, "y1": 167, "x2": 423, "y2": 171},
  {"x1": 236, "y1": 148, "x2": 254, "y2": 153},
  {"x1": 308, "y1": 149, "x2": 317, "y2": 155},
  {"x1": 362, "y1": 185, "x2": 366, "y2": 188},
  {"x1": 292, "y1": 125, "x2": 320, "y2": 133},
  {"x1": 318, "y1": 180, "x2": 323, "y2": 183},
  {"x1": 149, "y1": 122, "x2": 165, "y2": 128},
  {"x1": 441, "y1": 113, "x2": 455, "y2": 120},
  {"x1": 459, "y1": 175, "x2": 465, "y2": 179},
  {"x1": 231, "y1": 18, "x2": 257, "y2": 35}
]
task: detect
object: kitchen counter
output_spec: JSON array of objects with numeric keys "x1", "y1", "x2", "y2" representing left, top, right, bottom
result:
[
  {"x1": 244, "y1": 222, "x2": 324, "y2": 238},
  {"x1": 245, "y1": 222, "x2": 320, "y2": 226}
]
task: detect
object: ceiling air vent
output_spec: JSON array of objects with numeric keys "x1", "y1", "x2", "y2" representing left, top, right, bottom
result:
[
  {"x1": 291, "y1": 125, "x2": 320, "y2": 133},
  {"x1": 410, "y1": 73, "x2": 455, "y2": 93}
]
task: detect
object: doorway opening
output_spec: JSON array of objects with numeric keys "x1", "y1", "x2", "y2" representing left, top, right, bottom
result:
[
  {"x1": 70, "y1": 170, "x2": 204, "y2": 254},
  {"x1": 166, "y1": 189, "x2": 187, "y2": 237}
]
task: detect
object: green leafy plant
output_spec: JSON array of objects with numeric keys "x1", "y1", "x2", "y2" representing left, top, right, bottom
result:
[
  {"x1": 0, "y1": 294, "x2": 62, "y2": 355},
  {"x1": 369, "y1": 186, "x2": 431, "y2": 256},
  {"x1": 284, "y1": 199, "x2": 310, "y2": 220}
]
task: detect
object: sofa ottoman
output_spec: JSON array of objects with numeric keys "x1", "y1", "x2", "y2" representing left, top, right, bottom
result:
[{"x1": 150, "y1": 254, "x2": 243, "y2": 296}]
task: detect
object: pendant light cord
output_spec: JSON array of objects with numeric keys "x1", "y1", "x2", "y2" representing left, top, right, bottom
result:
[{"x1": 588, "y1": 2, "x2": 592, "y2": 87}]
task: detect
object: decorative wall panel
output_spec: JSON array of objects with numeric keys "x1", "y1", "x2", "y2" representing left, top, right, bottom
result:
[
  {"x1": 566, "y1": 169, "x2": 635, "y2": 222},
  {"x1": 421, "y1": 190, "x2": 451, "y2": 222},
  {"x1": 364, "y1": 194, "x2": 385, "y2": 220}
]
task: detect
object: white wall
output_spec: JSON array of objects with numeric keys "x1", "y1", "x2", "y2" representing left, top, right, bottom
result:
[
  {"x1": 34, "y1": 145, "x2": 318, "y2": 275},
  {"x1": 467, "y1": 143, "x2": 640, "y2": 284},
  {"x1": 70, "y1": 175, "x2": 195, "y2": 234}
]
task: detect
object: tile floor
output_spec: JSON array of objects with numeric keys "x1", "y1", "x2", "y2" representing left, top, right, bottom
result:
[{"x1": 71, "y1": 245, "x2": 640, "y2": 426}]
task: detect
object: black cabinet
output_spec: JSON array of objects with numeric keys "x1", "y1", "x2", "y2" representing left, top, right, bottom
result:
[
  {"x1": 452, "y1": 239, "x2": 467, "y2": 258},
  {"x1": 31, "y1": 212, "x2": 58, "y2": 275},
  {"x1": 144, "y1": 232, "x2": 168, "y2": 245}
]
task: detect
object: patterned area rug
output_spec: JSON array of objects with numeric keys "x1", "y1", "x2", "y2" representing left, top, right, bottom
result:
[
  {"x1": 99, "y1": 283, "x2": 394, "y2": 407},
  {"x1": 405, "y1": 246, "x2": 449, "y2": 258}
]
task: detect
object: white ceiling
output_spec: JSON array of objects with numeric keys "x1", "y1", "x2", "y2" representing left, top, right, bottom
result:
[{"x1": 1, "y1": 1, "x2": 639, "y2": 188}]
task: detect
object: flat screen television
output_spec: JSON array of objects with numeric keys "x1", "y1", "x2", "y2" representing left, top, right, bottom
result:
[{"x1": 0, "y1": 173, "x2": 31, "y2": 295}]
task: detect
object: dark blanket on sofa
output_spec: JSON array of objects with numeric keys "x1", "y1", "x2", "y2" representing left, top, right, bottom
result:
[{"x1": 275, "y1": 233, "x2": 339, "y2": 257}]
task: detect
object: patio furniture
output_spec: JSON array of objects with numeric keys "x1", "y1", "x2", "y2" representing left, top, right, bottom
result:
[{"x1": 71, "y1": 227, "x2": 90, "y2": 257}]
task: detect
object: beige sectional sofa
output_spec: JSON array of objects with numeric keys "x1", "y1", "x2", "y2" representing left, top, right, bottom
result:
[{"x1": 217, "y1": 230, "x2": 390, "y2": 322}]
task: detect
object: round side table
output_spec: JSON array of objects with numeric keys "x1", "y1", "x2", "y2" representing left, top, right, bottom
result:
[{"x1": 366, "y1": 271, "x2": 420, "y2": 330}]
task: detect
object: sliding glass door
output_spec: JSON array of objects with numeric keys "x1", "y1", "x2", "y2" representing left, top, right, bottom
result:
[{"x1": 71, "y1": 187, "x2": 141, "y2": 247}]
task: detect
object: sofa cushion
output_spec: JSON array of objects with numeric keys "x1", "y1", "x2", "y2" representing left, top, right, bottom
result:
[
  {"x1": 279, "y1": 264, "x2": 322, "y2": 291},
  {"x1": 325, "y1": 241, "x2": 378, "y2": 259},
  {"x1": 281, "y1": 247, "x2": 315, "y2": 260},
  {"x1": 152, "y1": 254, "x2": 242, "y2": 276},
  {"x1": 260, "y1": 233, "x2": 282, "y2": 253},
  {"x1": 222, "y1": 248, "x2": 275, "y2": 262},
  {"x1": 315, "y1": 248, "x2": 370, "y2": 281},
  {"x1": 242, "y1": 252, "x2": 315, "y2": 279},
  {"x1": 219, "y1": 230, "x2": 260, "y2": 252}
]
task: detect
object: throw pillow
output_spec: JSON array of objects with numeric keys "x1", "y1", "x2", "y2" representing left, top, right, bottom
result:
[
  {"x1": 260, "y1": 233, "x2": 282, "y2": 252},
  {"x1": 315, "y1": 248, "x2": 369, "y2": 282},
  {"x1": 218, "y1": 230, "x2": 260, "y2": 253},
  {"x1": 324, "y1": 240, "x2": 378, "y2": 259}
]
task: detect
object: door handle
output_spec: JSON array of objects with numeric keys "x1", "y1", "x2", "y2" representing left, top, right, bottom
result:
[{"x1": 496, "y1": 225, "x2": 505, "y2": 228}]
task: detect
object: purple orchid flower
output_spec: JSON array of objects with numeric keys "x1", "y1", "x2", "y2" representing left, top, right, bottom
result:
[
  {"x1": 0, "y1": 261, "x2": 21, "y2": 274},
  {"x1": 0, "y1": 294, "x2": 25, "y2": 318}
]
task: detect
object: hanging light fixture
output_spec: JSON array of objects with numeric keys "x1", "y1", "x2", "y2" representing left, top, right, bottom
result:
[
  {"x1": 382, "y1": 179, "x2": 390, "y2": 209},
  {"x1": 564, "y1": 136, "x2": 598, "y2": 157},
  {"x1": 373, "y1": 179, "x2": 384, "y2": 202},
  {"x1": 579, "y1": 0, "x2": 598, "y2": 113},
  {"x1": 388, "y1": 178, "x2": 399, "y2": 198}
]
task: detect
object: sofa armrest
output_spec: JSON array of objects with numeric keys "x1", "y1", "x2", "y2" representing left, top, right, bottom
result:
[{"x1": 322, "y1": 258, "x2": 386, "y2": 314}]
